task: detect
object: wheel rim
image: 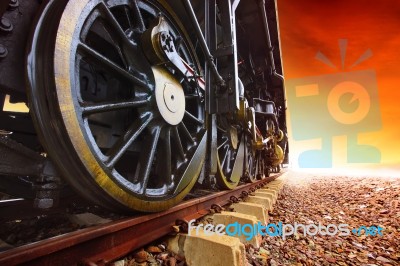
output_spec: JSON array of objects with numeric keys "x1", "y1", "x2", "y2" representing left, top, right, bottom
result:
[
  {"x1": 28, "y1": 0, "x2": 206, "y2": 211},
  {"x1": 216, "y1": 115, "x2": 243, "y2": 189}
]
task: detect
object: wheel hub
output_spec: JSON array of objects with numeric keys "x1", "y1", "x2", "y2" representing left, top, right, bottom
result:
[
  {"x1": 230, "y1": 126, "x2": 238, "y2": 150},
  {"x1": 153, "y1": 66, "x2": 185, "y2": 125}
]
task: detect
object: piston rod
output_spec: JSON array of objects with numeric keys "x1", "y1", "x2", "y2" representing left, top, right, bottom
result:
[
  {"x1": 182, "y1": 0, "x2": 226, "y2": 87},
  {"x1": 259, "y1": 0, "x2": 287, "y2": 108}
]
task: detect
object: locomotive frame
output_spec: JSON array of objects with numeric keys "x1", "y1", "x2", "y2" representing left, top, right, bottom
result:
[{"x1": 0, "y1": 0, "x2": 288, "y2": 212}]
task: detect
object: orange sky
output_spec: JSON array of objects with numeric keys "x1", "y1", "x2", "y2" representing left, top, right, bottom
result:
[{"x1": 277, "y1": 0, "x2": 400, "y2": 168}]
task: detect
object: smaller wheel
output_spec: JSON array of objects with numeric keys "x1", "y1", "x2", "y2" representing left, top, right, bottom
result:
[{"x1": 216, "y1": 115, "x2": 243, "y2": 189}]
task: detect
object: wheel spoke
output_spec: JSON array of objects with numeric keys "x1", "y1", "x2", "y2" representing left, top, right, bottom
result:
[
  {"x1": 179, "y1": 122, "x2": 195, "y2": 143},
  {"x1": 220, "y1": 146, "x2": 229, "y2": 169},
  {"x1": 81, "y1": 97, "x2": 149, "y2": 115},
  {"x1": 217, "y1": 126, "x2": 227, "y2": 133},
  {"x1": 105, "y1": 113, "x2": 153, "y2": 168},
  {"x1": 123, "y1": 6, "x2": 133, "y2": 29},
  {"x1": 77, "y1": 42, "x2": 150, "y2": 89},
  {"x1": 156, "y1": 127, "x2": 172, "y2": 183},
  {"x1": 217, "y1": 138, "x2": 228, "y2": 150},
  {"x1": 184, "y1": 111, "x2": 204, "y2": 126},
  {"x1": 225, "y1": 150, "x2": 232, "y2": 173},
  {"x1": 137, "y1": 127, "x2": 161, "y2": 194},
  {"x1": 129, "y1": 0, "x2": 145, "y2": 31},
  {"x1": 172, "y1": 126, "x2": 185, "y2": 160},
  {"x1": 98, "y1": 2, "x2": 131, "y2": 47}
]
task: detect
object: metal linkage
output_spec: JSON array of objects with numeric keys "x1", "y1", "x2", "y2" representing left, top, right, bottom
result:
[
  {"x1": 259, "y1": 0, "x2": 284, "y2": 84},
  {"x1": 181, "y1": 0, "x2": 225, "y2": 87}
]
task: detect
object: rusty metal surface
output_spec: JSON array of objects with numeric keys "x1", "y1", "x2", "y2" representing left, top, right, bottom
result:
[{"x1": 0, "y1": 173, "x2": 282, "y2": 266}]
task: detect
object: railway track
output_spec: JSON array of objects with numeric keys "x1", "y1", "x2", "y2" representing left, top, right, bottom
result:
[{"x1": 0, "y1": 172, "x2": 283, "y2": 266}]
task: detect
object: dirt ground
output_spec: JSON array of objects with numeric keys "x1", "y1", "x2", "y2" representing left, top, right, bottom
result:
[{"x1": 248, "y1": 169, "x2": 400, "y2": 266}]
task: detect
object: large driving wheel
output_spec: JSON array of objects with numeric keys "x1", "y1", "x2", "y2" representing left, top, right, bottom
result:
[
  {"x1": 215, "y1": 115, "x2": 244, "y2": 189},
  {"x1": 27, "y1": 0, "x2": 206, "y2": 212}
]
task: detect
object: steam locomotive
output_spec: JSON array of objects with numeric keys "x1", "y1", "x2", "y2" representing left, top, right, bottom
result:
[{"x1": 0, "y1": 0, "x2": 288, "y2": 212}]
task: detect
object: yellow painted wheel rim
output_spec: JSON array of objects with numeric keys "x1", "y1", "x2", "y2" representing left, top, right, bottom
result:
[{"x1": 52, "y1": 0, "x2": 206, "y2": 211}]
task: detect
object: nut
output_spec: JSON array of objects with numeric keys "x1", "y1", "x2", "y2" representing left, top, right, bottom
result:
[
  {"x1": 0, "y1": 44, "x2": 8, "y2": 58},
  {"x1": 0, "y1": 17, "x2": 13, "y2": 32},
  {"x1": 8, "y1": 0, "x2": 19, "y2": 9}
]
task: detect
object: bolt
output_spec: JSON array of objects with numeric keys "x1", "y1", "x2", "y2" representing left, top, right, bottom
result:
[
  {"x1": 8, "y1": 0, "x2": 19, "y2": 9},
  {"x1": 0, "y1": 44, "x2": 7, "y2": 58},
  {"x1": 1, "y1": 18, "x2": 11, "y2": 28},
  {"x1": 0, "y1": 17, "x2": 13, "y2": 32}
]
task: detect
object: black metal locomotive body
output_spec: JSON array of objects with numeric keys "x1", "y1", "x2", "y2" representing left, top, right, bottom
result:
[{"x1": 0, "y1": 0, "x2": 288, "y2": 212}]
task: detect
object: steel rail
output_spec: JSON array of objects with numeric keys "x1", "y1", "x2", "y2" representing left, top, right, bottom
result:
[{"x1": 0, "y1": 172, "x2": 283, "y2": 266}]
